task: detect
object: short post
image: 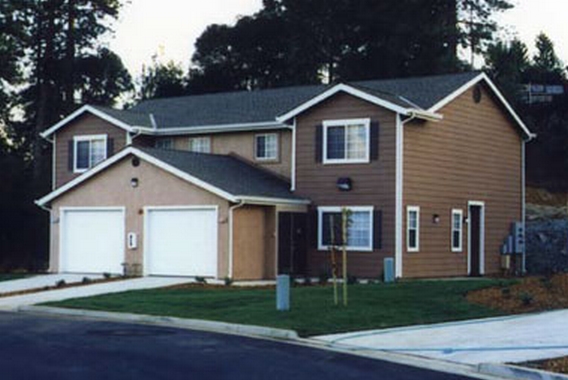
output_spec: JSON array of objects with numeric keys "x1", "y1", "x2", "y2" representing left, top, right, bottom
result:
[
  {"x1": 384, "y1": 257, "x2": 395, "y2": 283},
  {"x1": 276, "y1": 274, "x2": 290, "y2": 311}
]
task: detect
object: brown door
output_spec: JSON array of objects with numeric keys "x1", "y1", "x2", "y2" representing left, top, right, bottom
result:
[
  {"x1": 278, "y1": 213, "x2": 307, "y2": 275},
  {"x1": 469, "y1": 205, "x2": 482, "y2": 277}
]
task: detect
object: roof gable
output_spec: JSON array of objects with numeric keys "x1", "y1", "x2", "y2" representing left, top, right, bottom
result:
[
  {"x1": 40, "y1": 105, "x2": 144, "y2": 138},
  {"x1": 36, "y1": 147, "x2": 308, "y2": 207}
]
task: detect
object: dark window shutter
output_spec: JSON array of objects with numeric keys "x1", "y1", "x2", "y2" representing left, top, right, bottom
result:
[
  {"x1": 370, "y1": 121, "x2": 380, "y2": 161},
  {"x1": 373, "y1": 210, "x2": 383, "y2": 250},
  {"x1": 107, "y1": 138, "x2": 114, "y2": 157},
  {"x1": 68, "y1": 140, "x2": 74, "y2": 171},
  {"x1": 308, "y1": 208, "x2": 319, "y2": 250},
  {"x1": 315, "y1": 125, "x2": 323, "y2": 163}
]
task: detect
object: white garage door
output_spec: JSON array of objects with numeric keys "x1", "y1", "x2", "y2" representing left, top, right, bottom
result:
[
  {"x1": 60, "y1": 208, "x2": 125, "y2": 274},
  {"x1": 145, "y1": 207, "x2": 218, "y2": 277}
]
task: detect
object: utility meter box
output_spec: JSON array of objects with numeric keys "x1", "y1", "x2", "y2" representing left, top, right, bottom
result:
[{"x1": 512, "y1": 222, "x2": 525, "y2": 254}]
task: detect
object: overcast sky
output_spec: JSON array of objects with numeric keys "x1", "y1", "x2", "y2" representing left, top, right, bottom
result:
[{"x1": 107, "y1": 0, "x2": 568, "y2": 77}]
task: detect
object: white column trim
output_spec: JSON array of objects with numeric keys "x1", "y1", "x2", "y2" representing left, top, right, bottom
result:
[{"x1": 395, "y1": 114, "x2": 404, "y2": 278}]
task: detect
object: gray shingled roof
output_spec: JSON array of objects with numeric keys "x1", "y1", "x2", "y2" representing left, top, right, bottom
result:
[
  {"x1": 105, "y1": 72, "x2": 480, "y2": 129},
  {"x1": 139, "y1": 147, "x2": 305, "y2": 201},
  {"x1": 91, "y1": 105, "x2": 154, "y2": 128}
]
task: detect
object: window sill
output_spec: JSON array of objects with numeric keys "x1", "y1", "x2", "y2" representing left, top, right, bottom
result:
[
  {"x1": 317, "y1": 246, "x2": 373, "y2": 252},
  {"x1": 322, "y1": 159, "x2": 370, "y2": 165}
]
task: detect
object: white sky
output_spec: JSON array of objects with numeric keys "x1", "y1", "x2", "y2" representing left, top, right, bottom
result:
[{"x1": 107, "y1": 0, "x2": 568, "y2": 77}]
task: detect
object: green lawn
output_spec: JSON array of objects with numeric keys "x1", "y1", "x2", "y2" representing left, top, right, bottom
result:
[
  {"x1": 0, "y1": 274, "x2": 29, "y2": 282},
  {"x1": 46, "y1": 279, "x2": 510, "y2": 336}
]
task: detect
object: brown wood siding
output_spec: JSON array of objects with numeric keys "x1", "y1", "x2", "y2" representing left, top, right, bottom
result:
[
  {"x1": 295, "y1": 93, "x2": 397, "y2": 278},
  {"x1": 402, "y1": 84, "x2": 522, "y2": 278},
  {"x1": 54, "y1": 114, "x2": 127, "y2": 188},
  {"x1": 233, "y1": 205, "x2": 276, "y2": 280},
  {"x1": 137, "y1": 130, "x2": 292, "y2": 179}
]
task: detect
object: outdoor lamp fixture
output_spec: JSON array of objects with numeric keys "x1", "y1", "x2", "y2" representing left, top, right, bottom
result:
[
  {"x1": 432, "y1": 214, "x2": 440, "y2": 224},
  {"x1": 130, "y1": 177, "x2": 139, "y2": 188},
  {"x1": 337, "y1": 177, "x2": 352, "y2": 191}
]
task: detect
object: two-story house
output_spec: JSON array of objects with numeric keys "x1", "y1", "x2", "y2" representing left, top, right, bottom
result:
[{"x1": 36, "y1": 72, "x2": 534, "y2": 280}]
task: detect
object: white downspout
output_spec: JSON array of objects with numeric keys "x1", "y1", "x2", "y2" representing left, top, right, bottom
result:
[
  {"x1": 521, "y1": 139, "x2": 527, "y2": 274},
  {"x1": 290, "y1": 118, "x2": 297, "y2": 192},
  {"x1": 228, "y1": 200, "x2": 246, "y2": 279}
]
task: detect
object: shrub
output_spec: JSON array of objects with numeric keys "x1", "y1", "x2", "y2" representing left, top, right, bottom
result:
[
  {"x1": 81, "y1": 277, "x2": 92, "y2": 284},
  {"x1": 318, "y1": 272, "x2": 330, "y2": 285},
  {"x1": 224, "y1": 277, "x2": 233, "y2": 286},
  {"x1": 519, "y1": 292, "x2": 534, "y2": 306},
  {"x1": 303, "y1": 276, "x2": 312, "y2": 286},
  {"x1": 102, "y1": 272, "x2": 111, "y2": 280},
  {"x1": 347, "y1": 275, "x2": 358, "y2": 285},
  {"x1": 195, "y1": 276, "x2": 207, "y2": 284},
  {"x1": 501, "y1": 287, "x2": 511, "y2": 298},
  {"x1": 55, "y1": 279, "x2": 66, "y2": 288}
]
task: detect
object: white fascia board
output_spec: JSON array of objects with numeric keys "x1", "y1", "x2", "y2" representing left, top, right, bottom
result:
[
  {"x1": 36, "y1": 147, "x2": 239, "y2": 206},
  {"x1": 235, "y1": 196, "x2": 310, "y2": 206},
  {"x1": 276, "y1": 84, "x2": 411, "y2": 123},
  {"x1": 428, "y1": 72, "x2": 534, "y2": 140},
  {"x1": 40, "y1": 105, "x2": 136, "y2": 138},
  {"x1": 135, "y1": 121, "x2": 287, "y2": 136}
]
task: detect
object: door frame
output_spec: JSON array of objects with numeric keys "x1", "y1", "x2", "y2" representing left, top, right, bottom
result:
[
  {"x1": 143, "y1": 205, "x2": 219, "y2": 277},
  {"x1": 59, "y1": 206, "x2": 126, "y2": 274},
  {"x1": 467, "y1": 201, "x2": 485, "y2": 276}
]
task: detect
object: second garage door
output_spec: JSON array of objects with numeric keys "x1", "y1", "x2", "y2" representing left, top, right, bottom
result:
[{"x1": 145, "y1": 207, "x2": 218, "y2": 277}]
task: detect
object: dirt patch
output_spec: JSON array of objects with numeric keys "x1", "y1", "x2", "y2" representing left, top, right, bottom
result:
[
  {"x1": 0, "y1": 276, "x2": 128, "y2": 298},
  {"x1": 467, "y1": 274, "x2": 568, "y2": 313},
  {"x1": 523, "y1": 356, "x2": 568, "y2": 375}
]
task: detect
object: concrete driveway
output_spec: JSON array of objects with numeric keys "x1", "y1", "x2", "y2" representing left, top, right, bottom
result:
[
  {"x1": 315, "y1": 310, "x2": 568, "y2": 364},
  {"x1": 0, "y1": 275, "x2": 191, "y2": 310}
]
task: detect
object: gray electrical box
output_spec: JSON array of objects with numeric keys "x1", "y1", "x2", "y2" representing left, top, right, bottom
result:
[{"x1": 512, "y1": 221, "x2": 525, "y2": 254}]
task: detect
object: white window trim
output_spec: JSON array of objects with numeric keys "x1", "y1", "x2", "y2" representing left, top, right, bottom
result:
[
  {"x1": 188, "y1": 136, "x2": 211, "y2": 153},
  {"x1": 317, "y1": 206, "x2": 374, "y2": 252},
  {"x1": 255, "y1": 133, "x2": 279, "y2": 161},
  {"x1": 73, "y1": 134, "x2": 108, "y2": 173},
  {"x1": 322, "y1": 118, "x2": 371, "y2": 164},
  {"x1": 451, "y1": 209, "x2": 463, "y2": 253},
  {"x1": 406, "y1": 206, "x2": 420, "y2": 253}
]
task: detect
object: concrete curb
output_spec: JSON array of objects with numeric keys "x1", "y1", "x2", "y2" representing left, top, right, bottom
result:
[
  {"x1": 478, "y1": 363, "x2": 568, "y2": 380},
  {"x1": 17, "y1": 305, "x2": 566, "y2": 380},
  {"x1": 18, "y1": 306, "x2": 299, "y2": 341}
]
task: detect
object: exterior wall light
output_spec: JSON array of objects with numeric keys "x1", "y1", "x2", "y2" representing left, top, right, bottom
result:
[
  {"x1": 130, "y1": 178, "x2": 139, "y2": 188},
  {"x1": 337, "y1": 177, "x2": 352, "y2": 191},
  {"x1": 432, "y1": 214, "x2": 440, "y2": 224}
]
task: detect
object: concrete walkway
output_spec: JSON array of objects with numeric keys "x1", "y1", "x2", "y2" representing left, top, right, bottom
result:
[
  {"x1": 0, "y1": 277, "x2": 191, "y2": 311},
  {"x1": 0, "y1": 274, "x2": 103, "y2": 294},
  {"x1": 315, "y1": 310, "x2": 568, "y2": 365}
]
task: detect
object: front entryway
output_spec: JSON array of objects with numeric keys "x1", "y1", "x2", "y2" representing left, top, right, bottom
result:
[
  {"x1": 60, "y1": 208, "x2": 125, "y2": 274},
  {"x1": 277, "y1": 212, "x2": 307, "y2": 275},
  {"x1": 468, "y1": 202, "x2": 485, "y2": 276},
  {"x1": 145, "y1": 207, "x2": 218, "y2": 277}
]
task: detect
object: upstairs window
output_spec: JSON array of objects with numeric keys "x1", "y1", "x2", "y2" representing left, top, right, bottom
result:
[
  {"x1": 155, "y1": 138, "x2": 174, "y2": 150},
  {"x1": 323, "y1": 118, "x2": 370, "y2": 164},
  {"x1": 255, "y1": 133, "x2": 278, "y2": 161},
  {"x1": 451, "y1": 209, "x2": 463, "y2": 252},
  {"x1": 318, "y1": 206, "x2": 374, "y2": 251},
  {"x1": 407, "y1": 206, "x2": 420, "y2": 252},
  {"x1": 189, "y1": 137, "x2": 211, "y2": 153},
  {"x1": 74, "y1": 135, "x2": 107, "y2": 173}
]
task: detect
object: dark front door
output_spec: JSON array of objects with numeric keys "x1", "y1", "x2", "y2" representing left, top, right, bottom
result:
[
  {"x1": 469, "y1": 205, "x2": 482, "y2": 277},
  {"x1": 278, "y1": 213, "x2": 307, "y2": 275}
]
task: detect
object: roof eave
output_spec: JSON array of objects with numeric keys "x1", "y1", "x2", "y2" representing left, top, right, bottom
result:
[{"x1": 40, "y1": 105, "x2": 136, "y2": 139}]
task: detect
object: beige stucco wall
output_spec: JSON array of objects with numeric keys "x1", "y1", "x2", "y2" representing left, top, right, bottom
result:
[
  {"x1": 168, "y1": 130, "x2": 292, "y2": 179},
  {"x1": 49, "y1": 156, "x2": 230, "y2": 278}
]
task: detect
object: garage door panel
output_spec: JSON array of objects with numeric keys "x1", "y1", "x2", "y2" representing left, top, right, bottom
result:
[
  {"x1": 146, "y1": 208, "x2": 217, "y2": 277},
  {"x1": 61, "y1": 209, "x2": 124, "y2": 274}
]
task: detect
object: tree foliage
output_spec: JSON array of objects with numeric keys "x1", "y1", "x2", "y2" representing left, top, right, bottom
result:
[
  {"x1": 139, "y1": 59, "x2": 187, "y2": 100},
  {"x1": 186, "y1": 0, "x2": 513, "y2": 94}
]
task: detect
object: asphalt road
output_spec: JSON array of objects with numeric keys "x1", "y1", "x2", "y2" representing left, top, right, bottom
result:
[{"x1": 0, "y1": 312, "x2": 479, "y2": 380}]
